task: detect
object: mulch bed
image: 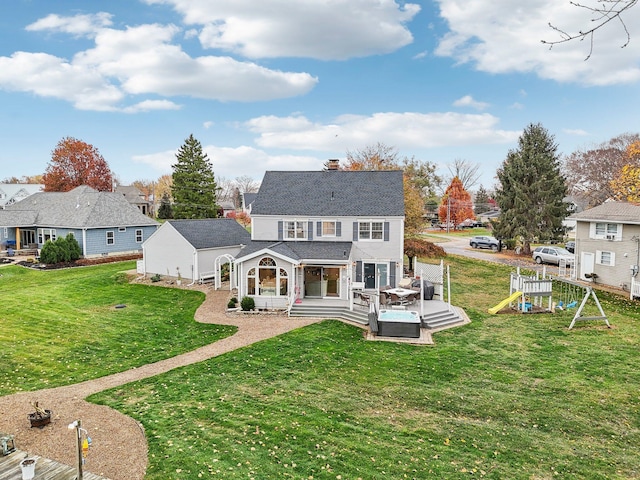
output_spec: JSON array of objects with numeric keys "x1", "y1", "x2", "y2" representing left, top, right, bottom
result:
[{"x1": 16, "y1": 253, "x2": 142, "y2": 270}]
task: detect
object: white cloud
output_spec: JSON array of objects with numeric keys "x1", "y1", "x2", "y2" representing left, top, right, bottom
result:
[
  {"x1": 453, "y1": 95, "x2": 489, "y2": 110},
  {"x1": 563, "y1": 128, "x2": 589, "y2": 136},
  {"x1": 123, "y1": 99, "x2": 182, "y2": 113},
  {"x1": 132, "y1": 145, "x2": 320, "y2": 179},
  {"x1": 434, "y1": 0, "x2": 640, "y2": 85},
  {"x1": 245, "y1": 112, "x2": 520, "y2": 150},
  {"x1": 143, "y1": 0, "x2": 420, "y2": 60},
  {"x1": 26, "y1": 12, "x2": 113, "y2": 37},
  {"x1": 0, "y1": 17, "x2": 318, "y2": 111},
  {"x1": 203, "y1": 121, "x2": 214, "y2": 129}
]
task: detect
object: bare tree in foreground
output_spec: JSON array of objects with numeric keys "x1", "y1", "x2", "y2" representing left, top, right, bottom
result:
[{"x1": 542, "y1": 0, "x2": 637, "y2": 59}]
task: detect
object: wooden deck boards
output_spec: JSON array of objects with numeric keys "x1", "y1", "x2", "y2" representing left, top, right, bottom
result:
[{"x1": 0, "y1": 450, "x2": 109, "y2": 479}]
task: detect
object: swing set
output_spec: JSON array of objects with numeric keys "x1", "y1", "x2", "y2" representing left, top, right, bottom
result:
[
  {"x1": 551, "y1": 276, "x2": 611, "y2": 329},
  {"x1": 489, "y1": 267, "x2": 610, "y2": 329}
]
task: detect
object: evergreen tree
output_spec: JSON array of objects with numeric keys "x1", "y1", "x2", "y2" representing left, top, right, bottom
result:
[
  {"x1": 171, "y1": 134, "x2": 218, "y2": 219},
  {"x1": 474, "y1": 185, "x2": 491, "y2": 214},
  {"x1": 157, "y1": 192, "x2": 174, "y2": 219},
  {"x1": 494, "y1": 123, "x2": 568, "y2": 254}
]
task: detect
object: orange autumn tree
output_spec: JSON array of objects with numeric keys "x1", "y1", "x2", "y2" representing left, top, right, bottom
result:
[
  {"x1": 43, "y1": 137, "x2": 113, "y2": 192},
  {"x1": 438, "y1": 176, "x2": 474, "y2": 229},
  {"x1": 610, "y1": 140, "x2": 640, "y2": 202}
]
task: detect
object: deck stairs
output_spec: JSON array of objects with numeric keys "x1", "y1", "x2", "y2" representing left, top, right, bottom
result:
[
  {"x1": 421, "y1": 306, "x2": 465, "y2": 330},
  {"x1": 289, "y1": 301, "x2": 466, "y2": 330},
  {"x1": 289, "y1": 303, "x2": 369, "y2": 325}
]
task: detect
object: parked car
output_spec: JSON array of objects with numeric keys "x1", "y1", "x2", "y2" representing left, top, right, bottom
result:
[
  {"x1": 565, "y1": 241, "x2": 575, "y2": 253},
  {"x1": 532, "y1": 246, "x2": 574, "y2": 265},
  {"x1": 458, "y1": 218, "x2": 484, "y2": 229},
  {"x1": 469, "y1": 236, "x2": 500, "y2": 251}
]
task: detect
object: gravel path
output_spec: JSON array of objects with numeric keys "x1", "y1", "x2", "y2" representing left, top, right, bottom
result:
[{"x1": 0, "y1": 284, "x2": 321, "y2": 479}]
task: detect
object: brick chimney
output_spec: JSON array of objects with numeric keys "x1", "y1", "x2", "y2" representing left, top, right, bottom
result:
[{"x1": 327, "y1": 159, "x2": 339, "y2": 170}]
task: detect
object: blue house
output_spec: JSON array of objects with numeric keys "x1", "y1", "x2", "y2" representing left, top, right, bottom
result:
[{"x1": 0, "y1": 185, "x2": 158, "y2": 257}]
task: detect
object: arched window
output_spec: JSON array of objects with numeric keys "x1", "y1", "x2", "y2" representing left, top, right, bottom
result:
[{"x1": 246, "y1": 257, "x2": 289, "y2": 297}]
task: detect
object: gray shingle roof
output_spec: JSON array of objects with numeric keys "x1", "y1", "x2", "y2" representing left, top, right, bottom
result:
[
  {"x1": 569, "y1": 202, "x2": 640, "y2": 224},
  {"x1": 251, "y1": 170, "x2": 405, "y2": 216},
  {"x1": 235, "y1": 241, "x2": 353, "y2": 263},
  {"x1": 2, "y1": 185, "x2": 158, "y2": 228},
  {"x1": 242, "y1": 192, "x2": 257, "y2": 209},
  {"x1": 168, "y1": 218, "x2": 251, "y2": 250}
]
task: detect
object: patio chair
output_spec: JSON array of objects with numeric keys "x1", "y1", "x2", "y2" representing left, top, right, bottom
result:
[
  {"x1": 379, "y1": 292, "x2": 390, "y2": 306},
  {"x1": 389, "y1": 292, "x2": 401, "y2": 305}
]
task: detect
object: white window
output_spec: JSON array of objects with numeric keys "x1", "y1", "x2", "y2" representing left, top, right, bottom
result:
[
  {"x1": 3, "y1": 227, "x2": 7, "y2": 237},
  {"x1": 106, "y1": 231, "x2": 115, "y2": 245},
  {"x1": 322, "y1": 221, "x2": 336, "y2": 237},
  {"x1": 593, "y1": 222, "x2": 620, "y2": 240},
  {"x1": 596, "y1": 250, "x2": 615, "y2": 266},
  {"x1": 246, "y1": 257, "x2": 289, "y2": 296},
  {"x1": 37, "y1": 228, "x2": 56, "y2": 244},
  {"x1": 285, "y1": 221, "x2": 307, "y2": 239},
  {"x1": 359, "y1": 221, "x2": 383, "y2": 240},
  {"x1": 135, "y1": 229, "x2": 143, "y2": 243}
]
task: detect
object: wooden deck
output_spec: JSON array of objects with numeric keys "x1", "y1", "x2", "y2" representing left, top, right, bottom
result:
[{"x1": 0, "y1": 450, "x2": 109, "y2": 480}]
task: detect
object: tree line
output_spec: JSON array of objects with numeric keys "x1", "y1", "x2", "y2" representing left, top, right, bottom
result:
[{"x1": 5, "y1": 126, "x2": 640, "y2": 256}]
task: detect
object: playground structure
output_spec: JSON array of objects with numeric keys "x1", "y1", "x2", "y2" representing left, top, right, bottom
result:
[{"x1": 488, "y1": 267, "x2": 610, "y2": 329}]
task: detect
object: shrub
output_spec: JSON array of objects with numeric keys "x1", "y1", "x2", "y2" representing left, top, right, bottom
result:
[
  {"x1": 227, "y1": 297, "x2": 238, "y2": 309},
  {"x1": 240, "y1": 296, "x2": 255, "y2": 311},
  {"x1": 39, "y1": 240, "x2": 59, "y2": 264},
  {"x1": 66, "y1": 233, "x2": 82, "y2": 260},
  {"x1": 150, "y1": 274, "x2": 162, "y2": 282},
  {"x1": 503, "y1": 238, "x2": 517, "y2": 250}
]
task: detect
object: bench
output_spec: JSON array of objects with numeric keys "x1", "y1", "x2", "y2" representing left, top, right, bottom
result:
[{"x1": 198, "y1": 272, "x2": 216, "y2": 284}]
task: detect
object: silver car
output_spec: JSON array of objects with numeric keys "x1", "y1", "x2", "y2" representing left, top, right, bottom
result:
[{"x1": 532, "y1": 246, "x2": 574, "y2": 265}]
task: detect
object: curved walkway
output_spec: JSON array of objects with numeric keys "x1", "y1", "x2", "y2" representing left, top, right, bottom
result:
[{"x1": 0, "y1": 287, "x2": 321, "y2": 480}]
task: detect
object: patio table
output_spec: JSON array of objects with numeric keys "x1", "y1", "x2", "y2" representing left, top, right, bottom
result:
[{"x1": 384, "y1": 288, "x2": 417, "y2": 305}]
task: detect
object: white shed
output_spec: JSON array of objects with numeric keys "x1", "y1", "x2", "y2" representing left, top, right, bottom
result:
[{"x1": 142, "y1": 218, "x2": 250, "y2": 285}]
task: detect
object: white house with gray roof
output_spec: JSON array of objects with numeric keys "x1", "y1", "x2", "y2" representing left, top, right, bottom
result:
[
  {"x1": 0, "y1": 183, "x2": 43, "y2": 209},
  {"x1": 0, "y1": 185, "x2": 158, "y2": 256},
  {"x1": 234, "y1": 170, "x2": 405, "y2": 309},
  {"x1": 142, "y1": 218, "x2": 251, "y2": 284},
  {"x1": 569, "y1": 201, "x2": 640, "y2": 291}
]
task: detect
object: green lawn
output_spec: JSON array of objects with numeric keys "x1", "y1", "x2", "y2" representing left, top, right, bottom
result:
[
  {"x1": 0, "y1": 262, "x2": 236, "y2": 395},
  {"x1": 88, "y1": 256, "x2": 640, "y2": 479}
]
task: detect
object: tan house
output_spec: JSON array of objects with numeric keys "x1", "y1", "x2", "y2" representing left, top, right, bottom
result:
[{"x1": 569, "y1": 202, "x2": 640, "y2": 292}]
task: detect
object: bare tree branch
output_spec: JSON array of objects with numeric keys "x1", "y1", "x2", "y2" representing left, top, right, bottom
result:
[{"x1": 542, "y1": 0, "x2": 637, "y2": 60}]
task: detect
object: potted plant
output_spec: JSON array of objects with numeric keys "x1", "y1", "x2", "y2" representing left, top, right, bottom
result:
[
  {"x1": 176, "y1": 267, "x2": 182, "y2": 286},
  {"x1": 27, "y1": 401, "x2": 52, "y2": 428}
]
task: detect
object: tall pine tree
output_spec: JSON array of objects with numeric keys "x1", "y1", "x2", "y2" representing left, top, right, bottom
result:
[
  {"x1": 474, "y1": 185, "x2": 491, "y2": 214},
  {"x1": 171, "y1": 134, "x2": 218, "y2": 219},
  {"x1": 494, "y1": 123, "x2": 568, "y2": 254}
]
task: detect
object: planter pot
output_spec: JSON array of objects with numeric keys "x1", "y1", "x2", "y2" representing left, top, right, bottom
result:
[
  {"x1": 20, "y1": 458, "x2": 36, "y2": 480},
  {"x1": 27, "y1": 410, "x2": 52, "y2": 428}
]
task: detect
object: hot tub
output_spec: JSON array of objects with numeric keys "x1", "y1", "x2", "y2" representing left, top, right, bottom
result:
[{"x1": 377, "y1": 309, "x2": 421, "y2": 338}]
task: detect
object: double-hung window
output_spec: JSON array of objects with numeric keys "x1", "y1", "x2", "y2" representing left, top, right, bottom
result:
[
  {"x1": 135, "y1": 229, "x2": 143, "y2": 243},
  {"x1": 359, "y1": 221, "x2": 383, "y2": 240},
  {"x1": 593, "y1": 222, "x2": 620, "y2": 240},
  {"x1": 285, "y1": 221, "x2": 307, "y2": 239},
  {"x1": 322, "y1": 221, "x2": 336, "y2": 237},
  {"x1": 106, "y1": 231, "x2": 115, "y2": 245}
]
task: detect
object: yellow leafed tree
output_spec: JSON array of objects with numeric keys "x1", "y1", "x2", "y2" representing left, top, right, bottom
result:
[{"x1": 611, "y1": 164, "x2": 640, "y2": 202}]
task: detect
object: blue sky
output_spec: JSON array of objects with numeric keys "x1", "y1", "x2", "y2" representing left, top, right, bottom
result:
[{"x1": 1, "y1": 0, "x2": 639, "y2": 191}]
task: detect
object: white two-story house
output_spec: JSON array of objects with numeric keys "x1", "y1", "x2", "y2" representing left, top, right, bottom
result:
[
  {"x1": 569, "y1": 202, "x2": 640, "y2": 290},
  {"x1": 234, "y1": 169, "x2": 405, "y2": 309}
]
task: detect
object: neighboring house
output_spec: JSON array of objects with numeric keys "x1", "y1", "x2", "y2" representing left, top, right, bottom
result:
[
  {"x1": 241, "y1": 192, "x2": 257, "y2": 215},
  {"x1": 0, "y1": 185, "x2": 158, "y2": 256},
  {"x1": 562, "y1": 195, "x2": 589, "y2": 238},
  {"x1": 142, "y1": 218, "x2": 250, "y2": 284},
  {"x1": 115, "y1": 185, "x2": 152, "y2": 216},
  {"x1": 219, "y1": 200, "x2": 236, "y2": 218},
  {"x1": 234, "y1": 170, "x2": 405, "y2": 309},
  {"x1": 569, "y1": 202, "x2": 640, "y2": 290},
  {"x1": 0, "y1": 184, "x2": 43, "y2": 209}
]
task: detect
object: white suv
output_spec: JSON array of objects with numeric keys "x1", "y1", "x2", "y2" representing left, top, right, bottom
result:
[{"x1": 532, "y1": 246, "x2": 574, "y2": 265}]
